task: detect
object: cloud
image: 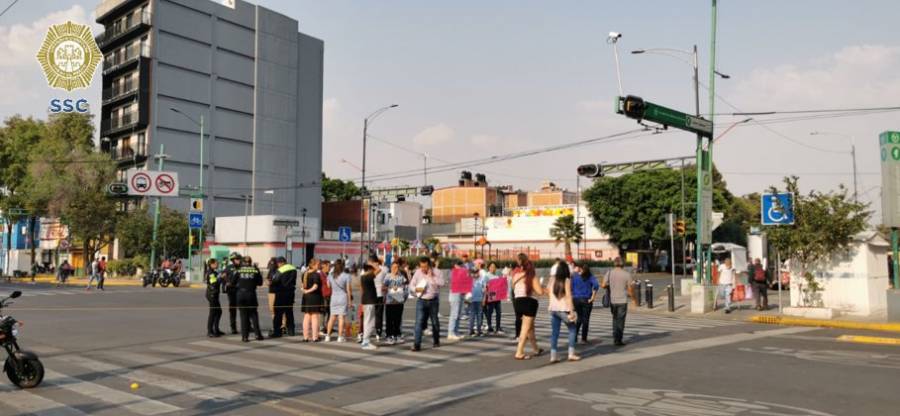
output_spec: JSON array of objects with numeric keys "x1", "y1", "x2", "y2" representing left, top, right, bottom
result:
[
  {"x1": 731, "y1": 45, "x2": 900, "y2": 109},
  {"x1": 0, "y1": 5, "x2": 92, "y2": 68},
  {"x1": 413, "y1": 123, "x2": 454, "y2": 147}
]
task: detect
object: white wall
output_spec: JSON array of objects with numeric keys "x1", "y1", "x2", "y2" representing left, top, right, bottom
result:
[
  {"x1": 215, "y1": 215, "x2": 320, "y2": 244},
  {"x1": 789, "y1": 238, "x2": 890, "y2": 317},
  {"x1": 484, "y1": 215, "x2": 608, "y2": 242}
]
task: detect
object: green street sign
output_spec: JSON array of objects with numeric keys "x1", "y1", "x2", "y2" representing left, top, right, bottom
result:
[
  {"x1": 107, "y1": 182, "x2": 129, "y2": 196},
  {"x1": 616, "y1": 95, "x2": 712, "y2": 138}
]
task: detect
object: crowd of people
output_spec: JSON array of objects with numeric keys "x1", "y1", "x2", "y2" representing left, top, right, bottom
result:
[{"x1": 203, "y1": 251, "x2": 633, "y2": 362}]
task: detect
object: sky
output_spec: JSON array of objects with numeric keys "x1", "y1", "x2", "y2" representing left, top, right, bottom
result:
[{"x1": 2, "y1": 0, "x2": 899, "y2": 221}]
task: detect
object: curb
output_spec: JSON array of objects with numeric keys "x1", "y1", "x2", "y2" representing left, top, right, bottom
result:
[
  {"x1": 6, "y1": 277, "x2": 193, "y2": 288},
  {"x1": 750, "y1": 315, "x2": 900, "y2": 333}
]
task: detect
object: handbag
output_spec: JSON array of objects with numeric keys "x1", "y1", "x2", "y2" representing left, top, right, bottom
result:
[{"x1": 602, "y1": 287, "x2": 611, "y2": 308}]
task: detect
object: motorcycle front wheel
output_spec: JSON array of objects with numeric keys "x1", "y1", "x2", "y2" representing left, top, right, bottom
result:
[
  {"x1": 172, "y1": 278, "x2": 180, "y2": 287},
  {"x1": 159, "y1": 278, "x2": 170, "y2": 288},
  {"x1": 5, "y1": 357, "x2": 44, "y2": 388}
]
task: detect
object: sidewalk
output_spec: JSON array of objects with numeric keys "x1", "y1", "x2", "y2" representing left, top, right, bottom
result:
[
  {"x1": 4, "y1": 274, "x2": 193, "y2": 288},
  {"x1": 630, "y1": 289, "x2": 900, "y2": 332}
]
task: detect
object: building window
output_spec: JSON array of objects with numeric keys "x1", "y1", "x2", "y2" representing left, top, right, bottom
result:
[
  {"x1": 137, "y1": 132, "x2": 146, "y2": 156},
  {"x1": 140, "y1": 35, "x2": 149, "y2": 57}
]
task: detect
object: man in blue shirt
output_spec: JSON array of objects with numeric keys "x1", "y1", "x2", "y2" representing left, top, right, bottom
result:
[{"x1": 571, "y1": 264, "x2": 600, "y2": 344}]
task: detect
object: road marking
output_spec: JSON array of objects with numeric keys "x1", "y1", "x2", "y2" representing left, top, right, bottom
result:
[
  {"x1": 322, "y1": 337, "x2": 477, "y2": 363},
  {"x1": 155, "y1": 345, "x2": 353, "y2": 385},
  {"x1": 259, "y1": 339, "x2": 442, "y2": 369},
  {"x1": 111, "y1": 350, "x2": 296, "y2": 393},
  {"x1": 837, "y1": 334, "x2": 900, "y2": 346},
  {"x1": 64, "y1": 355, "x2": 241, "y2": 402},
  {"x1": 0, "y1": 387, "x2": 89, "y2": 416},
  {"x1": 192, "y1": 340, "x2": 383, "y2": 377},
  {"x1": 43, "y1": 369, "x2": 181, "y2": 415},
  {"x1": 343, "y1": 326, "x2": 815, "y2": 415}
]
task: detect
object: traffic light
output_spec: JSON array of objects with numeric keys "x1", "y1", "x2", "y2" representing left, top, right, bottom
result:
[
  {"x1": 675, "y1": 219, "x2": 686, "y2": 236},
  {"x1": 577, "y1": 164, "x2": 603, "y2": 178},
  {"x1": 622, "y1": 95, "x2": 646, "y2": 120}
]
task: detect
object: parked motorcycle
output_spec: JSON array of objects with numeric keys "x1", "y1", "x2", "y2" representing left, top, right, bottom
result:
[
  {"x1": 0, "y1": 291, "x2": 44, "y2": 388},
  {"x1": 143, "y1": 269, "x2": 159, "y2": 288},
  {"x1": 156, "y1": 269, "x2": 182, "y2": 288}
]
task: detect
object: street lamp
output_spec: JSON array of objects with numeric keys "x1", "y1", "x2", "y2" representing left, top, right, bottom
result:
[
  {"x1": 810, "y1": 131, "x2": 858, "y2": 202},
  {"x1": 240, "y1": 194, "x2": 252, "y2": 255},
  {"x1": 170, "y1": 107, "x2": 206, "y2": 276},
  {"x1": 630, "y1": 45, "x2": 730, "y2": 286},
  {"x1": 472, "y1": 212, "x2": 480, "y2": 257},
  {"x1": 360, "y1": 104, "x2": 399, "y2": 263},
  {"x1": 301, "y1": 207, "x2": 307, "y2": 266},
  {"x1": 264, "y1": 189, "x2": 275, "y2": 215}
]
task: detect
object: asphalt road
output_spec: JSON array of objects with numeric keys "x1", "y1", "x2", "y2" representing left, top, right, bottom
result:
[{"x1": 0, "y1": 282, "x2": 897, "y2": 416}]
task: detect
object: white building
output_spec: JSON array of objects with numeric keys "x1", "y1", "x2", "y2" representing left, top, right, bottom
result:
[{"x1": 214, "y1": 215, "x2": 320, "y2": 265}]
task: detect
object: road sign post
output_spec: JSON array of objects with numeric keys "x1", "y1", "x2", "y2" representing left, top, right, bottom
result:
[{"x1": 149, "y1": 144, "x2": 167, "y2": 271}]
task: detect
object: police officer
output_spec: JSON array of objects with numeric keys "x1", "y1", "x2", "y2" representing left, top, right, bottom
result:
[
  {"x1": 222, "y1": 252, "x2": 242, "y2": 334},
  {"x1": 235, "y1": 256, "x2": 265, "y2": 342},
  {"x1": 269, "y1": 256, "x2": 297, "y2": 338},
  {"x1": 205, "y1": 258, "x2": 224, "y2": 337}
]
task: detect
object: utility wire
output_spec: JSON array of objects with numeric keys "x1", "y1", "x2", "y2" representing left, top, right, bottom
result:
[
  {"x1": 711, "y1": 105, "x2": 900, "y2": 117},
  {"x1": 0, "y1": 0, "x2": 19, "y2": 19}
]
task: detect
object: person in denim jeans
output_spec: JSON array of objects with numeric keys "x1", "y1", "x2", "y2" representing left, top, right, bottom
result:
[
  {"x1": 447, "y1": 261, "x2": 468, "y2": 341},
  {"x1": 409, "y1": 257, "x2": 444, "y2": 351},
  {"x1": 717, "y1": 258, "x2": 736, "y2": 313},
  {"x1": 468, "y1": 263, "x2": 487, "y2": 336},
  {"x1": 547, "y1": 262, "x2": 580, "y2": 363},
  {"x1": 571, "y1": 264, "x2": 599, "y2": 344},
  {"x1": 483, "y1": 263, "x2": 504, "y2": 334}
]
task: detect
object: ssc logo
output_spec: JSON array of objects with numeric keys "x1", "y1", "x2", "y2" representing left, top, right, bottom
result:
[{"x1": 36, "y1": 21, "x2": 102, "y2": 91}]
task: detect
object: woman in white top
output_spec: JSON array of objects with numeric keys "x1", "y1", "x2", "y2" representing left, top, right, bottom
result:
[{"x1": 547, "y1": 262, "x2": 580, "y2": 363}]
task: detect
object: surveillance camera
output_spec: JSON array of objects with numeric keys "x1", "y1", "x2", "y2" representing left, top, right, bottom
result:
[{"x1": 608, "y1": 32, "x2": 622, "y2": 39}]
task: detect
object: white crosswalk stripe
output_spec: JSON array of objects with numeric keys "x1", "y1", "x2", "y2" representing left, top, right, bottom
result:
[
  {"x1": 43, "y1": 369, "x2": 181, "y2": 415},
  {"x1": 0, "y1": 305, "x2": 743, "y2": 415}
]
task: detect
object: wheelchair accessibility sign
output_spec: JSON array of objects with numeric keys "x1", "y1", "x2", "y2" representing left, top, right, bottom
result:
[{"x1": 761, "y1": 193, "x2": 794, "y2": 225}]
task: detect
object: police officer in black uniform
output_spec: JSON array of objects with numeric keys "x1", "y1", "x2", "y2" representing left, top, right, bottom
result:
[
  {"x1": 269, "y1": 256, "x2": 297, "y2": 338},
  {"x1": 205, "y1": 258, "x2": 224, "y2": 337},
  {"x1": 222, "y1": 252, "x2": 242, "y2": 334},
  {"x1": 234, "y1": 256, "x2": 265, "y2": 342}
]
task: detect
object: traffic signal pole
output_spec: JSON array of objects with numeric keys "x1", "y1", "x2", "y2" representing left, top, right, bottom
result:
[
  {"x1": 150, "y1": 144, "x2": 166, "y2": 272},
  {"x1": 705, "y1": 0, "x2": 718, "y2": 284}
]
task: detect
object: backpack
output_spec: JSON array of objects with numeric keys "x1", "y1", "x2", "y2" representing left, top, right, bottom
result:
[
  {"x1": 753, "y1": 266, "x2": 767, "y2": 283},
  {"x1": 320, "y1": 272, "x2": 332, "y2": 297}
]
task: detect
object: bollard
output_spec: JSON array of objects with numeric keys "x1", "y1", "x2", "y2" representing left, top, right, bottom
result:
[
  {"x1": 646, "y1": 283, "x2": 654, "y2": 308},
  {"x1": 633, "y1": 281, "x2": 642, "y2": 306},
  {"x1": 667, "y1": 284, "x2": 675, "y2": 312}
]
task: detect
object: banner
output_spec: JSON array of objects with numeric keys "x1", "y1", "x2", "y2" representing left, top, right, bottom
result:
[
  {"x1": 486, "y1": 278, "x2": 508, "y2": 302},
  {"x1": 450, "y1": 268, "x2": 473, "y2": 294}
]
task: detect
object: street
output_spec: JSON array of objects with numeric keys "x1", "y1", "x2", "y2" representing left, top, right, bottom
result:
[{"x1": 0, "y1": 282, "x2": 896, "y2": 416}]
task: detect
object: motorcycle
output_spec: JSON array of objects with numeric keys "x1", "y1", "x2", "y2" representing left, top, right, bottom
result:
[
  {"x1": 157, "y1": 269, "x2": 182, "y2": 288},
  {"x1": 143, "y1": 269, "x2": 159, "y2": 288},
  {"x1": 0, "y1": 291, "x2": 44, "y2": 388}
]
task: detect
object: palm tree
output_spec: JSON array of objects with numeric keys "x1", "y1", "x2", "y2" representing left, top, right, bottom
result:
[{"x1": 549, "y1": 215, "x2": 583, "y2": 259}]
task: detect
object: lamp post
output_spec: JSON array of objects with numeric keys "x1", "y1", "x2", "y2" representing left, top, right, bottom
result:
[
  {"x1": 240, "y1": 194, "x2": 252, "y2": 255},
  {"x1": 301, "y1": 207, "x2": 307, "y2": 266},
  {"x1": 810, "y1": 131, "x2": 858, "y2": 202},
  {"x1": 473, "y1": 212, "x2": 480, "y2": 257},
  {"x1": 149, "y1": 145, "x2": 168, "y2": 271},
  {"x1": 631, "y1": 43, "x2": 729, "y2": 285},
  {"x1": 170, "y1": 107, "x2": 205, "y2": 274},
  {"x1": 360, "y1": 104, "x2": 399, "y2": 263}
]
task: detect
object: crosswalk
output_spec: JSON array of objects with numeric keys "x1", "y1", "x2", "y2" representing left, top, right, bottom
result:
[{"x1": 0, "y1": 306, "x2": 741, "y2": 416}]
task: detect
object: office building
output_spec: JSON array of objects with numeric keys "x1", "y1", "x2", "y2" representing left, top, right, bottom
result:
[{"x1": 94, "y1": 0, "x2": 323, "y2": 225}]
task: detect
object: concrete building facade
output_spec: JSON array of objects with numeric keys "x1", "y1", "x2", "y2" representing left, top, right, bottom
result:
[{"x1": 95, "y1": 0, "x2": 323, "y2": 227}]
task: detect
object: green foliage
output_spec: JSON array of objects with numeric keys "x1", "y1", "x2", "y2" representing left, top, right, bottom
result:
[
  {"x1": 549, "y1": 214, "x2": 583, "y2": 258},
  {"x1": 582, "y1": 166, "x2": 734, "y2": 252},
  {"x1": 322, "y1": 173, "x2": 361, "y2": 202},
  {"x1": 116, "y1": 205, "x2": 154, "y2": 258},
  {"x1": 0, "y1": 116, "x2": 46, "y2": 221},
  {"x1": 765, "y1": 177, "x2": 870, "y2": 304},
  {"x1": 157, "y1": 206, "x2": 189, "y2": 259},
  {"x1": 106, "y1": 256, "x2": 148, "y2": 277}
]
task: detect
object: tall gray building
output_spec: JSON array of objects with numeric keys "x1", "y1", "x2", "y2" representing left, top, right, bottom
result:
[{"x1": 95, "y1": 0, "x2": 323, "y2": 224}]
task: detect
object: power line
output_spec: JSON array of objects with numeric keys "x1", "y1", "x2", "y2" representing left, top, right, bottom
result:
[
  {"x1": 711, "y1": 105, "x2": 900, "y2": 117},
  {"x1": 0, "y1": 0, "x2": 19, "y2": 19}
]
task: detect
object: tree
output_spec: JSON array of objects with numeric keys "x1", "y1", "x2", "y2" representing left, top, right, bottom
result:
[
  {"x1": 116, "y1": 206, "x2": 154, "y2": 258},
  {"x1": 765, "y1": 176, "x2": 870, "y2": 306},
  {"x1": 582, "y1": 166, "x2": 734, "y2": 255},
  {"x1": 549, "y1": 214, "x2": 583, "y2": 259},
  {"x1": 157, "y1": 206, "x2": 189, "y2": 259},
  {"x1": 322, "y1": 173, "x2": 361, "y2": 202},
  {"x1": 0, "y1": 116, "x2": 46, "y2": 274}
]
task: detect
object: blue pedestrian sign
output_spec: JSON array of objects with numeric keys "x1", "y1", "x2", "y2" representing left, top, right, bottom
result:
[
  {"x1": 761, "y1": 193, "x2": 794, "y2": 225},
  {"x1": 338, "y1": 226, "x2": 352, "y2": 242},
  {"x1": 189, "y1": 212, "x2": 204, "y2": 229}
]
